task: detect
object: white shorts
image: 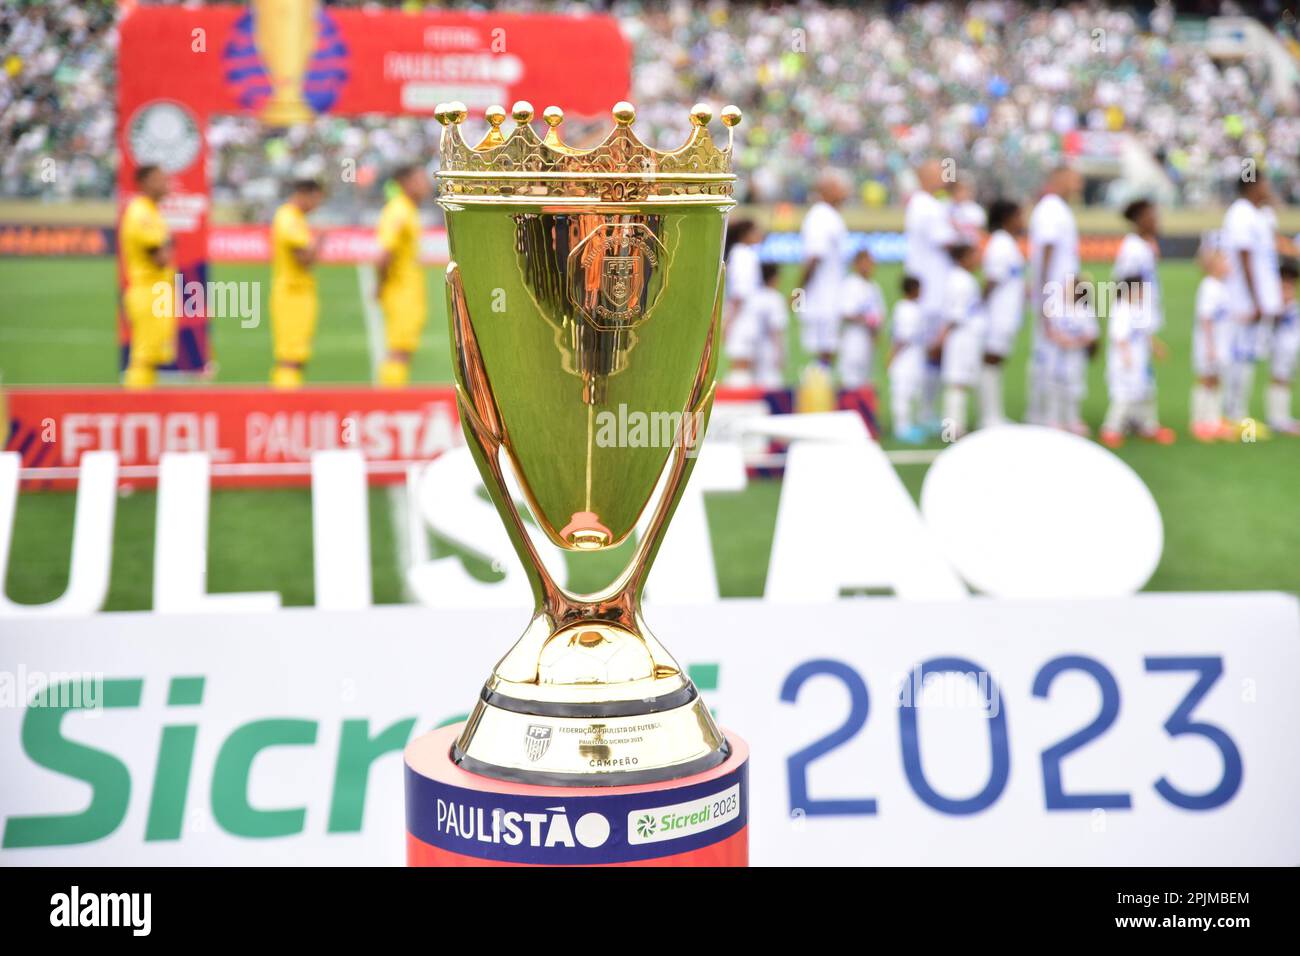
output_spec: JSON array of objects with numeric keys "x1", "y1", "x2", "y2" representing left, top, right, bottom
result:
[
  {"x1": 838, "y1": 325, "x2": 874, "y2": 388},
  {"x1": 984, "y1": 310, "x2": 1022, "y2": 358},
  {"x1": 1108, "y1": 342, "x2": 1154, "y2": 404},
  {"x1": 941, "y1": 326, "x2": 982, "y2": 387},
  {"x1": 799, "y1": 312, "x2": 840, "y2": 354},
  {"x1": 1108, "y1": 367, "x2": 1153, "y2": 404},
  {"x1": 723, "y1": 320, "x2": 756, "y2": 363},
  {"x1": 1037, "y1": 342, "x2": 1090, "y2": 397},
  {"x1": 754, "y1": 355, "x2": 785, "y2": 390},
  {"x1": 1192, "y1": 323, "x2": 1234, "y2": 378},
  {"x1": 1228, "y1": 315, "x2": 1266, "y2": 363},
  {"x1": 1272, "y1": 321, "x2": 1299, "y2": 381},
  {"x1": 889, "y1": 348, "x2": 925, "y2": 396}
]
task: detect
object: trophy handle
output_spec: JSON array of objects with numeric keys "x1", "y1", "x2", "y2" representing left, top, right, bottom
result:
[
  {"x1": 619, "y1": 262, "x2": 724, "y2": 605},
  {"x1": 446, "y1": 261, "x2": 560, "y2": 612},
  {"x1": 445, "y1": 259, "x2": 724, "y2": 630}
]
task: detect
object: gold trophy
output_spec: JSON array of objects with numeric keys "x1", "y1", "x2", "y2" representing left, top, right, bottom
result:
[
  {"x1": 435, "y1": 99, "x2": 742, "y2": 785},
  {"x1": 253, "y1": 0, "x2": 318, "y2": 127}
]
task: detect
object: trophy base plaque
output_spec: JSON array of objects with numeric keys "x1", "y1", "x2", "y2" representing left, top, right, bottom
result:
[{"x1": 404, "y1": 724, "x2": 748, "y2": 867}]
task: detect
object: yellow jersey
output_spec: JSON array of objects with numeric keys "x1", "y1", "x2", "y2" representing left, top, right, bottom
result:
[
  {"x1": 376, "y1": 191, "x2": 423, "y2": 297},
  {"x1": 271, "y1": 202, "x2": 316, "y2": 293},
  {"x1": 120, "y1": 195, "x2": 170, "y2": 290}
]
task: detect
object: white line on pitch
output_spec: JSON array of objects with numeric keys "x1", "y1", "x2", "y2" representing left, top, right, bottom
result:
[
  {"x1": 355, "y1": 263, "x2": 424, "y2": 601},
  {"x1": 884, "y1": 449, "x2": 942, "y2": 465},
  {"x1": 355, "y1": 263, "x2": 387, "y2": 381}
]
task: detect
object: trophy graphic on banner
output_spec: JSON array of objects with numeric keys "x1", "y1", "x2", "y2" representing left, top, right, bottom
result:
[
  {"x1": 404, "y1": 101, "x2": 751, "y2": 867},
  {"x1": 252, "y1": 0, "x2": 318, "y2": 127}
]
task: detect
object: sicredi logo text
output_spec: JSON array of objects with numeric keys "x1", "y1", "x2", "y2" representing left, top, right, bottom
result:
[{"x1": 627, "y1": 784, "x2": 741, "y2": 846}]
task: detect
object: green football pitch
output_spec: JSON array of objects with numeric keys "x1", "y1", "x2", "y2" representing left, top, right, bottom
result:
[{"x1": 1, "y1": 256, "x2": 1297, "y2": 607}]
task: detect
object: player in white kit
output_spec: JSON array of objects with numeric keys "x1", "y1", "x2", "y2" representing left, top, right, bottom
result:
[
  {"x1": 796, "y1": 170, "x2": 851, "y2": 369},
  {"x1": 1189, "y1": 244, "x2": 1236, "y2": 441},
  {"x1": 934, "y1": 243, "x2": 985, "y2": 438},
  {"x1": 1027, "y1": 166, "x2": 1083, "y2": 425},
  {"x1": 723, "y1": 219, "x2": 763, "y2": 343},
  {"x1": 1220, "y1": 177, "x2": 1283, "y2": 430},
  {"x1": 1040, "y1": 278, "x2": 1099, "y2": 434},
  {"x1": 724, "y1": 262, "x2": 788, "y2": 389},
  {"x1": 980, "y1": 199, "x2": 1026, "y2": 425},
  {"x1": 887, "y1": 275, "x2": 927, "y2": 443},
  {"x1": 1114, "y1": 199, "x2": 1163, "y2": 332},
  {"x1": 1101, "y1": 277, "x2": 1175, "y2": 446},
  {"x1": 838, "y1": 249, "x2": 885, "y2": 389},
  {"x1": 904, "y1": 160, "x2": 959, "y2": 432},
  {"x1": 950, "y1": 177, "x2": 987, "y2": 245},
  {"x1": 1268, "y1": 259, "x2": 1300, "y2": 435}
]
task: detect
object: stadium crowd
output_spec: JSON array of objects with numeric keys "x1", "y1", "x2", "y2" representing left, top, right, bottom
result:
[{"x1": 3, "y1": 0, "x2": 1300, "y2": 214}]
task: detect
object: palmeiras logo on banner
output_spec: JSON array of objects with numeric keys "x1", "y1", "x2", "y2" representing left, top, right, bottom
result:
[{"x1": 127, "y1": 102, "x2": 202, "y2": 173}]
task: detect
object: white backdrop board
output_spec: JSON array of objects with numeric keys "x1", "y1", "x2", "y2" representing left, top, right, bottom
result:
[{"x1": 1, "y1": 594, "x2": 1297, "y2": 865}]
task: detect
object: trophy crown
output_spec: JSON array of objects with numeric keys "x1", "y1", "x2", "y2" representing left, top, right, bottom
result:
[{"x1": 434, "y1": 101, "x2": 742, "y2": 203}]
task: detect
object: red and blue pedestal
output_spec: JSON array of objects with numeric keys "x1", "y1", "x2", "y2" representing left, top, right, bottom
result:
[{"x1": 404, "y1": 724, "x2": 748, "y2": 867}]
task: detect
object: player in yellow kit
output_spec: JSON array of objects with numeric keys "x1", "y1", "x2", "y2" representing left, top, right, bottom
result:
[
  {"x1": 375, "y1": 165, "x2": 431, "y2": 387},
  {"x1": 269, "y1": 179, "x2": 325, "y2": 389},
  {"x1": 120, "y1": 165, "x2": 173, "y2": 389}
]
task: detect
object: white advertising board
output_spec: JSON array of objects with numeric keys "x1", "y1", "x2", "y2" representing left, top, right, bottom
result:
[{"x1": 2, "y1": 594, "x2": 1296, "y2": 865}]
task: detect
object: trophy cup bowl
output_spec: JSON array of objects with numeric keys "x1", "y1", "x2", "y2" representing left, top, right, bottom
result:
[{"x1": 435, "y1": 100, "x2": 742, "y2": 786}]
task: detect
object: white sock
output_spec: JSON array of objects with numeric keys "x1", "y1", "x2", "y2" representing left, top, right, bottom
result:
[
  {"x1": 1205, "y1": 384, "x2": 1223, "y2": 423},
  {"x1": 1226, "y1": 362, "x2": 1254, "y2": 421},
  {"x1": 1103, "y1": 400, "x2": 1128, "y2": 434},
  {"x1": 921, "y1": 368, "x2": 940, "y2": 424},
  {"x1": 1026, "y1": 366, "x2": 1044, "y2": 424},
  {"x1": 943, "y1": 386, "x2": 968, "y2": 437},
  {"x1": 892, "y1": 387, "x2": 915, "y2": 433},
  {"x1": 979, "y1": 364, "x2": 1004, "y2": 424},
  {"x1": 1139, "y1": 396, "x2": 1159, "y2": 432},
  {"x1": 1266, "y1": 382, "x2": 1293, "y2": 425},
  {"x1": 1064, "y1": 391, "x2": 1083, "y2": 428},
  {"x1": 1046, "y1": 381, "x2": 1069, "y2": 428},
  {"x1": 1191, "y1": 385, "x2": 1209, "y2": 425}
]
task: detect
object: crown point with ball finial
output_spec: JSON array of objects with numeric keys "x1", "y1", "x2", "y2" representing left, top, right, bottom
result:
[
  {"x1": 436, "y1": 100, "x2": 739, "y2": 201},
  {"x1": 612, "y1": 101, "x2": 636, "y2": 126}
]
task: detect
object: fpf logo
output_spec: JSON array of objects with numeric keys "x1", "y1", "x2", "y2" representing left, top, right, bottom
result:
[{"x1": 524, "y1": 724, "x2": 552, "y2": 763}]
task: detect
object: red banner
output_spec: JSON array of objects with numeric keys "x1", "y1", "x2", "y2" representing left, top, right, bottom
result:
[
  {"x1": 115, "y1": 3, "x2": 631, "y2": 372},
  {"x1": 5, "y1": 387, "x2": 461, "y2": 489},
  {"x1": 208, "y1": 225, "x2": 449, "y2": 264},
  {"x1": 4, "y1": 385, "x2": 877, "y2": 489}
]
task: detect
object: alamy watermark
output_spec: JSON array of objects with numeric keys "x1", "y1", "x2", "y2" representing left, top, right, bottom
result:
[
  {"x1": 0, "y1": 666, "x2": 104, "y2": 713},
  {"x1": 594, "y1": 403, "x2": 705, "y2": 454},
  {"x1": 896, "y1": 666, "x2": 1002, "y2": 718},
  {"x1": 152, "y1": 274, "x2": 261, "y2": 328}
]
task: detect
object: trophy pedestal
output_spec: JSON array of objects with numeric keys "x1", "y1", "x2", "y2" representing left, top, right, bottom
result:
[{"x1": 404, "y1": 724, "x2": 748, "y2": 867}]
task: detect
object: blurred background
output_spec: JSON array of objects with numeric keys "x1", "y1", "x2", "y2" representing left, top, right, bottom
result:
[
  {"x1": 6, "y1": 0, "x2": 1300, "y2": 212},
  {"x1": 1, "y1": 0, "x2": 1297, "y2": 608}
]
